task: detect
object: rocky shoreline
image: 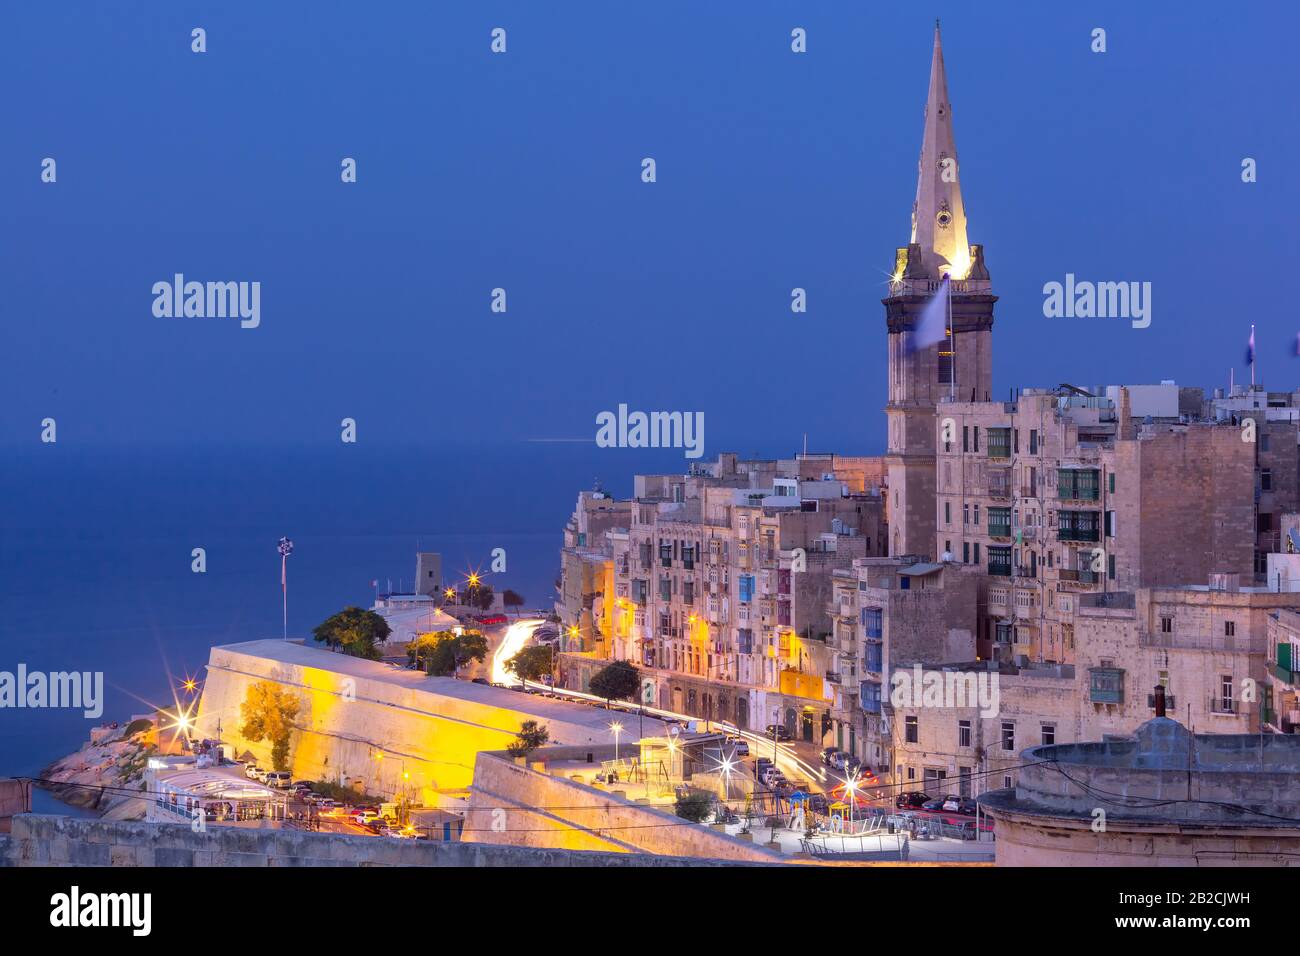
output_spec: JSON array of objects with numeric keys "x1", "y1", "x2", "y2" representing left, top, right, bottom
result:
[{"x1": 38, "y1": 717, "x2": 158, "y2": 821}]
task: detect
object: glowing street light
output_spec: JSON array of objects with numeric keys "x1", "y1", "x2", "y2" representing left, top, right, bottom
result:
[{"x1": 610, "y1": 721, "x2": 623, "y2": 763}]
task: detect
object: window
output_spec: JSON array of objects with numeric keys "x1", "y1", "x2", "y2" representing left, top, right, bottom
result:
[
  {"x1": 962, "y1": 426, "x2": 969, "y2": 452},
  {"x1": 1225, "y1": 620, "x2": 1236, "y2": 637},
  {"x1": 973, "y1": 426, "x2": 980, "y2": 452},
  {"x1": 973, "y1": 542, "x2": 981, "y2": 563},
  {"x1": 1058, "y1": 469, "x2": 1100, "y2": 501},
  {"x1": 945, "y1": 501, "x2": 951, "y2": 525},
  {"x1": 1041, "y1": 724, "x2": 1055, "y2": 746},
  {"x1": 988, "y1": 427, "x2": 1011, "y2": 459},
  {"x1": 988, "y1": 506, "x2": 1012, "y2": 538},
  {"x1": 963, "y1": 503, "x2": 970, "y2": 525},
  {"x1": 1262, "y1": 469, "x2": 1273, "y2": 492},
  {"x1": 862, "y1": 607, "x2": 882, "y2": 638},
  {"x1": 962, "y1": 542, "x2": 970, "y2": 563},
  {"x1": 958, "y1": 719, "x2": 972, "y2": 748},
  {"x1": 1029, "y1": 429, "x2": 1038, "y2": 455},
  {"x1": 1261, "y1": 433, "x2": 1271, "y2": 452},
  {"x1": 1003, "y1": 775, "x2": 1012, "y2": 789},
  {"x1": 1221, "y1": 675, "x2": 1234, "y2": 711},
  {"x1": 905, "y1": 716, "x2": 918, "y2": 743},
  {"x1": 988, "y1": 545, "x2": 1012, "y2": 576},
  {"x1": 959, "y1": 767, "x2": 972, "y2": 798},
  {"x1": 1001, "y1": 722, "x2": 1015, "y2": 751},
  {"x1": 907, "y1": 767, "x2": 916, "y2": 781},
  {"x1": 1108, "y1": 473, "x2": 1115, "y2": 494},
  {"x1": 1160, "y1": 616, "x2": 1172, "y2": 634},
  {"x1": 1058, "y1": 510, "x2": 1101, "y2": 542},
  {"x1": 738, "y1": 574, "x2": 754, "y2": 603},
  {"x1": 1108, "y1": 554, "x2": 1115, "y2": 580}
]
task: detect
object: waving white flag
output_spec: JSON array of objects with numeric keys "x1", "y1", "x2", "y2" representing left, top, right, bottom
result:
[{"x1": 905, "y1": 276, "x2": 950, "y2": 354}]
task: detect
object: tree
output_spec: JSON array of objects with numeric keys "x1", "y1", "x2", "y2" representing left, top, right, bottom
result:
[
  {"x1": 505, "y1": 720, "x2": 550, "y2": 761},
  {"x1": 505, "y1": 644, "x2": 554, "y2": 685},
  {"x1": 673, "y1": 789, "x2": 714, "y2": 824},
  {"x1": 239, "y1": 681, "x2": 302, "y2": 771},
  {"x1": 469, "y1": 584, "x2": 495, "y2": 611},
  {"x1": 503, "y1": 589, "x2": 525, "y2": 608},
  {"x1": 589, "y1": 660, "x2": 640, "y2": 702},
  {"x1": 408, "y1": 630, "x2": 488, "y2": 676},
  {"x1": 312, "y1": 606, "x2": 390, "y2": 660}
]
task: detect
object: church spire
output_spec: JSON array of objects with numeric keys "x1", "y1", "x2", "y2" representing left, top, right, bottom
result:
[{"x1": 909, "y1": 21, "x2": 971, "y2": 280}]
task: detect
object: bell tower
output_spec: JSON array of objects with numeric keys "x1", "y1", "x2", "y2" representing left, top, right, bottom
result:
[{"x1": 884, "y1": 23, "x2": 996, "y2": 558}]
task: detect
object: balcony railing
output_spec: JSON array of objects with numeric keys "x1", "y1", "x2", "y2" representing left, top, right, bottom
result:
[
  {"x1": 1208, "y1": 697, "x2": 1237, "y2": 716},
  {"x1": 988, "y1": 562, "x2": 1013, "y2": 577},
  {"x1": 1059, "y1": 527, "x2": 1101, "y2": 543},
  {"x1": 988, "y1": 523, "x2": 1012, "y2": 539},
  {"x1": 1273, "y1": 662, "x2": 1300, "y2": 685}
]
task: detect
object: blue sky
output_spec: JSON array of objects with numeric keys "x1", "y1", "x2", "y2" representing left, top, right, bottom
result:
[{"x1": 4, "y1": 0, "x2": 1296, "y2": 455}]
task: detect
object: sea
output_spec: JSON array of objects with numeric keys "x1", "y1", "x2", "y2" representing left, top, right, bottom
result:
[{"x1": 0, "y1": 440, "x2": 739, "y2": 783}]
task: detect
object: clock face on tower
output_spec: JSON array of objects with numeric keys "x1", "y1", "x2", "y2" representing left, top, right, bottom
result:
[{"x1": 936, "y1": 209, "x2": 952, "y2": 228}]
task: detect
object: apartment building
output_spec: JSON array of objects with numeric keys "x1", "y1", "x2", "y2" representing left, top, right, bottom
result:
[
  {"x1": 883, "y1": 574, "x2": 1300, "y2": 799},
  {"x1": 934, "y1": 385, "x2": 1255, "y2": 665},
  {"x1": 889, "y1": 658, "x2": 1074, "y2": 799},
  {"x1": 558, "y1": 453, "x2": 886, "y2": 738},
  {"x1": 555, "y1": 488, "x2": 631, "y2": 655},
  {"x1": 827, "y1": 556, "x2": 980, "y2": 771},
  {"x1": 1266, "y1": 607, "x2": 1300, "y2": 733},
  {"x1": 1205, "y1": 385, "x2": 1300, "y2": 573}
]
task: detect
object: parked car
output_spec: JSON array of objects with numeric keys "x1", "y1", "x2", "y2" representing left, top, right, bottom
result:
[
  {"x1": 807, "y1": 794, "x2": 830, "y2": 814},
  {"x1": 941, "y1": 796, "x2": 964, "y2": 813},
  {"x1": 727, "y1": 739, "x2": 750, "y2": 757},
  {"x1": 949, "y1": 798, "x2": 978, "y2": 816},
  {"x1": 921, "y1": 799, "x2": 946, "y2": 813},
  {"x1": 764, "y1": 724, "x2": 793, "y2": 742},
  {"x1": 265, "y1": 771, "x2": 292, "y2": 789},
  {"x1": 895, "y1": 791, "x2": 932, "y2": 809},
  {"x1": 251, "y1": 767, "x2": 271, "y2": 783},
  {"x1": 470, "y1": 677, "x2": 489, "y2": 685},
  {"x1": 820, "y1": 747, "x2": 844, "y2": 767},
  {"x1": 243, "y1": 764, "x2": 260, "y2": 780}
]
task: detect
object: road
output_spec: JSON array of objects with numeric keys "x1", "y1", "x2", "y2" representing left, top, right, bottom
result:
[{"x1": 488, "y1": 620, "x2": 831, "y2": 794}]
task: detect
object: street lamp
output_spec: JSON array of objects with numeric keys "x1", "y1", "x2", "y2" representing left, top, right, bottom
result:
[
  {"x1": 278, "y1": 537, "x2": 294, "y2": 641},
  {"x1": 610, "y1": 721, "x2": 623, "y2": 764}
]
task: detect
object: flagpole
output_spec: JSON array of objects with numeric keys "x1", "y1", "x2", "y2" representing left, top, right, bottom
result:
[
  {"x1": 1251, "y1": 324, "x2": 1256, "y2": 387},
  {"x1": 948, "y1": 275, "x2": 955, "y2": 402}
]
